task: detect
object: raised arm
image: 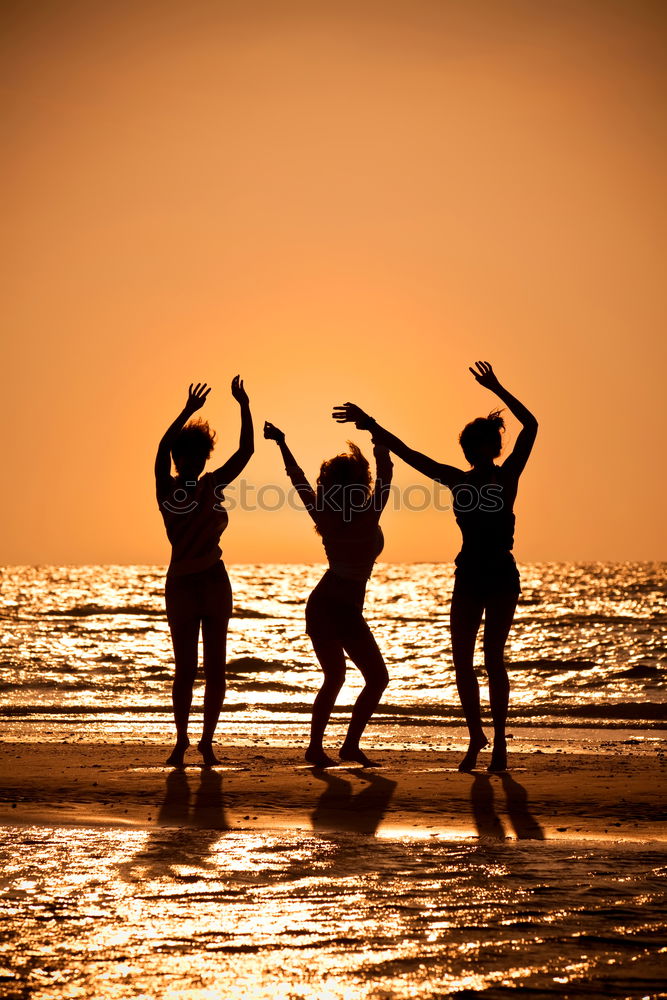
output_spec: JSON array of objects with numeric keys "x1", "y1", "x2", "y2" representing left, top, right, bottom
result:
[
  {"x1": 263, "y1": 421, "x2": 318, "y2": 520},
  {"x1": 211, "y1": 375, "x2": 254, "y2": 489},
  {"x1": 155, "y1": 383, "x2": 211, "y2": 497},
  {"x1": 469, "y1": 361, "x2": 538, "y2": 477},
  {"x1": 332, "y1": 403, "x2": 464, "y2": 489},
  {"x1": 371, "y1": 440, "x2": 394, "y2": 514}
]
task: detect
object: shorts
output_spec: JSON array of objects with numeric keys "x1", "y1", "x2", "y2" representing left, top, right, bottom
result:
[
  {"x1": 453, "y1": 553, "x2": 521, "y2": 603},
  {"x1": 305, "y1": 570, "x2": 371, "y2": 643},
  {"x1": 165, "y1": 560, "x2": 233, "y2": 625}
]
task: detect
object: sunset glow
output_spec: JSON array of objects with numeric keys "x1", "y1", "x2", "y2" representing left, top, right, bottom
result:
[
  {"x1": 2, "y1": 6, "x2": 665, "y2": 999},
  {"x1": 3, "y1": 0, "x2": 665, "y2": 565}
]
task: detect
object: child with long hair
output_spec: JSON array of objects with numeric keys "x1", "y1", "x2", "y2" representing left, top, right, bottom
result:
[
  {"x1": 156, "y1": 377, "x2": 253, "y2": 766},
  {"x1": 264, "y1": 420, "x2": 393, "y2": 767}
]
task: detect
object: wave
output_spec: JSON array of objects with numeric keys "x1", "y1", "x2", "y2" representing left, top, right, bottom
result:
[
  {"x1": 373, "y1": 701, "x2": 665, "y2": 722},
  {"x1": 0, "y1": 677, "x2": 307, "y2": 694},
  {"x1": 233, "y1": 607, "x2": 274, "y2": 619},
  {"x1": 553, "y1": 702, "x2": 667, "y2": 721},
  {"x1": 0, "y1": 681, "x2": 132, "y2": 694},
  {"x1": 506, "y1": 658, "x2": 597, "y2": 672},
  {"x1": 34, "y1": 604, "x2": 275, "y2": 621},
  {"x1": 1, "y1": 707, "x2": 665, "y2": 728},
  {"x1": 1, "y1": 696, "x2": 665, "y2": 722},
  {"x1": 231, "y1": 680, "x2": 303, "y2": 692},
  {"x1": 17, "y1": 606, "x2": 667, "y2": 631},
  {"x1": 614, "y1": 665, "x2": 663, "y2": 678},
  {"x1": 0, "y1": 703, "x2": 312, "y2": 717},
  {"x1": 226, "y1": 657, "x2": 288, "y2": 674},
  {"x1": 41, "y1": 604, "x2": 163, "y2": 617},
  {"x1": 519, "y1": 613, "x2": 667, "y2": 626},
  {"x1": 378, "y1": 615, "x2": 447, "y2": 623}
]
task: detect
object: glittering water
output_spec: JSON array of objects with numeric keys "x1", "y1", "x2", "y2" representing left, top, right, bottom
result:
[
  {"x1": 1, "y1": 564, "x2": 666, "y2": 999},
  {"x1": 0, "y1": 563, "x2": 665, "y2": 739},
  {"x1": 0, "y1": 826, "x2": 664, "y2": 1000}
]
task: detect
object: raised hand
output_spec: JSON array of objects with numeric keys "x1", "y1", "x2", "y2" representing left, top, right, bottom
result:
[
  {"x1": 185, "y1": 382, "x2": 211, "y2": 413},
  {"x1": 263, "y1": 420, "x2": 285, "y2": 443},
  {"x1": 332, "y1": 402, "x2": 373, "y2": 429},
  {"x1": 469, "y1": 361, "x2": 501, "y2": 392},
  {"x1": 231, "y1": 374, "x2": 249, "y2": 405}
]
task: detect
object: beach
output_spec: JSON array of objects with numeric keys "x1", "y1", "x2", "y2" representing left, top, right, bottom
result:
[
  {"x1": 4, "y1": 0, "x2": 667, "y2": 989},
  {"x1": 1, "y1": 738, "x2": 665, "y2": 842},
  {"x1": 1, "y1": 563, "x2": 665, "y2": 997},
  {"x1": 1, "y1": 733, "x2": 666, "y2": 1000}
]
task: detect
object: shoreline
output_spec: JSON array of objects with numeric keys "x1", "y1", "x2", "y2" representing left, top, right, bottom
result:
[{"x1": 1, "y1": 741, "x2": 664, "y2": 843}]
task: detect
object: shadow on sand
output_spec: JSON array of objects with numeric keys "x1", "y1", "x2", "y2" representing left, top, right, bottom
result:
[
  {"x1": 310, "y1": 768, "x2": 397, "y2": 836},
  {"x1": 120, "y1": 768, "x2": 228, "y2": 881},
  {"x1": 470, "y1": 772, "x2": 545, "y2": 841},
  {"x1": 157, "y1": 766, "x2": 229, "y2": 830}
]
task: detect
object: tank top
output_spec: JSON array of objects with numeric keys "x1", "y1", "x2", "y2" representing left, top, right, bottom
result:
[
  {"x1": 158, "y1": 473, "x2": 228, "y2": 577},
  {"x1": 320, "y1": 511, "x2": 385, "y2": 583},
  {"x1": 453, "y1": 468, "x2": 515, "y2": 572}
]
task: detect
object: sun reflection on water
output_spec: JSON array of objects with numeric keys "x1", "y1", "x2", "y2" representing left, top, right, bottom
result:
[
  {"x1": 1, "y1": 822, "x2": 665, "y2": 999},
  {"x1": 1, "y1": 563, "x2": 664, "y2": 733},
  {"x1": 1, "y1": 564, "x2": 665, "y2": 996}
]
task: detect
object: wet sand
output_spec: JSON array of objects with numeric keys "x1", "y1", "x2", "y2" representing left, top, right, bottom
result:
[{"x1": 1, "y1": 741, "x2": 664, "y2": 842}]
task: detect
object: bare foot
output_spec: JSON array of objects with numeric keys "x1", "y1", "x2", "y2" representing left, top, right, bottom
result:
[
  {"x1": 166, "y1": 738, "x2": 190, "y2": 767},
  {"x1": 305, "y1": 746, "x2": 337, "y2": 768},
  {"x1": 488, "y1": 740, "x2": 508, "y2": 773},
  {"x1": 339, "y1": 742, "x2": 381, "y2": 768},
  {"x1": 197, "y1": 740, "x2": 220, "y2": 766},
  {"x1": 458, "y1": 733, "x2": 489, "y2": 772}
]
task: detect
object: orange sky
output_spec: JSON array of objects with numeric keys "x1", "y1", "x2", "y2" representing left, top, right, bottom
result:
[{"x1": 3, "y1": 0, "x2": 665, "y2": 565}]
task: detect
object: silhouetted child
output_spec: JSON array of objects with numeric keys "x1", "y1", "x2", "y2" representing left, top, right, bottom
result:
[
  {"x1": 334, "y1": 361, "x2": 537, "y2": 772},
  {"x1": 156, "y1": 377, "x2": 253, "y2": 766},
  {"x1": 264, "y1": 420, "x2": 392, "y2": 767}
]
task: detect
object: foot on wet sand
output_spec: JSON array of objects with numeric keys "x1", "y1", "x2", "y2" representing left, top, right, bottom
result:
[
  {"x1": 487, "y1": 741, "x2": 508, "y2": 773},
  {"x1": 197, "y1": 740, "x2": 221, "y2": 766},
  {"x1": 305, "y1": 746, "x2": 337, "y2": 768},
  {"x1": 339, "y1": 742, "x2": 381, "y2": 768},
  {"x1": 166, "y1": 738, "x2": 190, "y2": 767},
  {"x1": 458, "y1": 734, "x2": 489, "y2": 772}
]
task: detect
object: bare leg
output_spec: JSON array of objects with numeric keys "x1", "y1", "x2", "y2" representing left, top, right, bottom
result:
[
  {"x1": 450, "y1": 585, "x2": 487, "y2": 771},
  {"x1": 166, "y1": 613, "x2": 200, "y2": 766},
  {"x1": 483, "y1": 590, "x2": 518, "y2": 772},
  {"x1": 339, "y1": 628, "x2": 388, "y2": 767},
  {"x1": 307, "y1": 636, "x2": 346, "y2": 767},
  {"x1": 198, "y1": 614, "x2": 229, "y2": 765}
]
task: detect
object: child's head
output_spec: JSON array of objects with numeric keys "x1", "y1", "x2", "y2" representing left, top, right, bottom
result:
[
  {"x1": 171, "y1": 419, "x2": 216, "y2": 478},
  {"x1": 316, "y1": 442, "x2": 372, "y2": 526},
  {"x1": 459, "y1": 411, "x2": 505, "y2": 466}
]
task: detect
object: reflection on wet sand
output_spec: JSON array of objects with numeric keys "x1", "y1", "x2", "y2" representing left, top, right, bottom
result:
[
  {"x1": 158, "y1": 766, "x2": 229, "y2": 830},
  {"x1": 470, "y1": 774, "x2": 506, "y2": 840},
  {"x1": 122, "y1": 765, "x2": 543, "y2": 872},
  {"x1": 156, "y1": 767, "x2": 191, "y2": 825},
  {"x1": 500, "y1": 772, "x2": 546, "y2": 840},
  {"x1": 121, "y1": 768, "x2": 228, "y2": 880},
  {"x1": 469, "y1": 772, "x2": 545, "y2": 841},
  {"x1": 311, "y1": 768, "x2": 398, "y2": 836}
]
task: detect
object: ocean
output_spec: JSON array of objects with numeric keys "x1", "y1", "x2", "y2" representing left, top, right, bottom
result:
[
  {"x1": 2, "y1": 825, "x2": 665, "y2": 999},
  {"x1": 1, "y1": 562, "x2": 665, "y2": 742},
  {"x1": 1, "y1": 563, "x2": 665, "y2": 999}
]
